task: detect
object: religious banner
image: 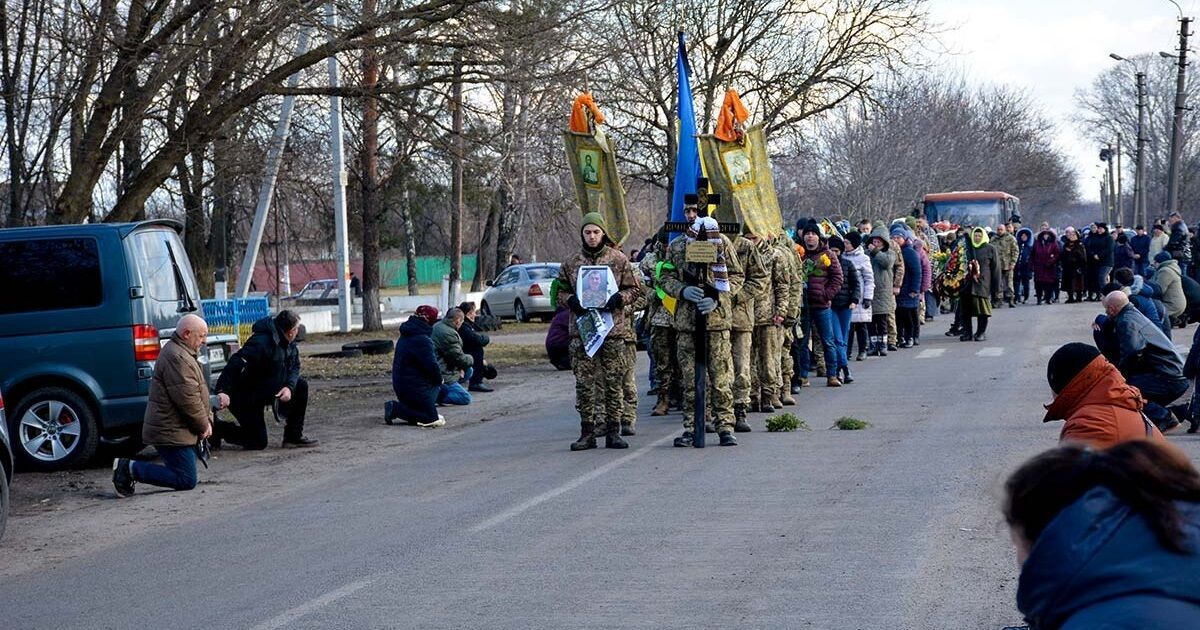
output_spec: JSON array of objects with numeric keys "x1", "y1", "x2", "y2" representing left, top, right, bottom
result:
[
  {"x1": 698, "y1": 91, "x2": 784, "y2": 238},
  {"x1": 563, "y1": 93, "x2": 630, "y2": 246}
]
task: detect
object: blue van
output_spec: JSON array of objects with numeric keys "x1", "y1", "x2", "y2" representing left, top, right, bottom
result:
[{"x1": 0, "y1": 220, "x2": 236, "y2": 471}]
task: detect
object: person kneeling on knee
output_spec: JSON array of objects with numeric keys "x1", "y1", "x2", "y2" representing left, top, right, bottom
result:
[{"x1": 214, "y1": 310, "x2": 319, "y2": 450}]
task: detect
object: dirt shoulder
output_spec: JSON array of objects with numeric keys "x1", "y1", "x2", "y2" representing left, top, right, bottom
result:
[{"x1": 1, "y1": 358, "x2": 574, "y2": 579}]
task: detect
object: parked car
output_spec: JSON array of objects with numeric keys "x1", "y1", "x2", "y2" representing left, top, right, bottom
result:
[
  {"x1": 282, "y1": 279, "x2": 340, "y2": 305},
  {"x1": 0, "y1": 220, "x2": 237, "y2": 471},
  {"x1": 0, "y1": 388, "x2": 11, "y2": 541},
  {"x1": 480, "y1": 263, "x2": 560, "y2": 322}
]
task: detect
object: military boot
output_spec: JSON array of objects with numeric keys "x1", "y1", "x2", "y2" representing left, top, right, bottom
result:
[
  {"x1": 620, "y1": 424, "x2": 636, "y2": 436},
  {"x1": 779, "y1": 387, "x2": 796, "y2": 406},
  {"x1": 766, "y1": 391, "x2": 784, "y2": 410},
  {"x1": 718, "y1": 431, "x2": 738, "y2": 446},
  {"x1": 606, "y1": 433, "x2": 629, "y2": 449},
  {"x1": 673, "y1": 431, "x2": 694, "y2": 447},
  {"x1": 570, "y1": 424, "x2": 597, "y2": 451},
  {"x1": 651, "y1": 396, "x2": 670, "y2": 416},
  {"x1": 734, "y1": 404, "x2": 752, "y2": 433},
  {"x1": 748, "y1": 397, "x2": 761, "y2": 413}
]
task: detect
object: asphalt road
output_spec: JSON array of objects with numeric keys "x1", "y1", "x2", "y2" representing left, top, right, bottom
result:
[{"x1": 5, "y1": 302, "x2": 1200, "y2": 629}]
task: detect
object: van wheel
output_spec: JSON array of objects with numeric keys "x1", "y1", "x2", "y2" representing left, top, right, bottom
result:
[{"x1": 9, "y1": 387, "x2": 99, "y2": 472}]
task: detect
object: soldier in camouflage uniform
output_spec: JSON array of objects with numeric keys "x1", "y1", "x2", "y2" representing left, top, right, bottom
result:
[
  {"x1": 639, "y1": 236, "x2": 679, "y2": 416},
  {"x1": 660, "y1": 199, "x2": 745, "y2": 447},
  {"x1": 557, "y1": 212, "x2": 645, "y2": 451},
  {"x1": 730, "y1": 230, "x2": 769, "y2": 431},
  {"x1": 750, "y1": 233, "x2": 789, "y2": 412},
  {"x1": 777, "y1": 234, "x2": 804, "y2": 403},
  {"x1": 888, "y1": 237, "x2": 905, "y2": 351},
  {"x1": 620, "y1": 259, "x2": 650, "y2": 435}
]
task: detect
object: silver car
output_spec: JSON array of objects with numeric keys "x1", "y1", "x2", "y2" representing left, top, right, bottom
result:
[{"x1": 480, "y1": 263, "x2": 560, "y2": 322}]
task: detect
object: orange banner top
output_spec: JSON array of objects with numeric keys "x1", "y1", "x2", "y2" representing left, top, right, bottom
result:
[
  {"x1": 713, "y1": 89, "x2": 749, "y2": 143},
  {"x1": 568, "y1": 93, "x2": 606, "y2": 133}
]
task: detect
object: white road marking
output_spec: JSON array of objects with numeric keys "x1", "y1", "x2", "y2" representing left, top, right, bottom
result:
[
  {"x1": 470, "y1": 433, "x2": 676, "y2": 533},
  {"x1": 915, "y1": 348, "x2": 945, "y2": 359},
  {"x1": 250, "y1": 578, "x2": 374, "y2": 630},
  {"x1": 976, "y1": 347, "x2": 1005, "y2": 357}
]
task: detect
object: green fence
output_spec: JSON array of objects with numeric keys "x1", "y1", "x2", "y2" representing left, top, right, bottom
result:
[{"x1": 381, "y1": 256, "x2": 479, "y2": 287}]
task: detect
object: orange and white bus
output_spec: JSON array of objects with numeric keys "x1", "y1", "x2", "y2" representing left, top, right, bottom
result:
[{"x1": 920, "y1": 191, "x2": 1020, "y2": 230}]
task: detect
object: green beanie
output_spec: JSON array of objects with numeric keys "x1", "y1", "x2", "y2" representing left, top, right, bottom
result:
[{"x1": 580, "y1": 211, "x2": 613, "y2": 247}]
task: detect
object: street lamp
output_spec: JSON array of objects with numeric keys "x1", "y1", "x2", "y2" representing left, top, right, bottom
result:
[
  {"x1": 1160, "y1": 13, "x2": 1191, "y2": 219},
  {"x1": 1110, "y1": 53, "x2": 1147, "y2": 227}
]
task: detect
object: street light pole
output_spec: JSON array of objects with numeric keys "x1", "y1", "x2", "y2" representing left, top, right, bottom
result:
[
  {"x1": 1136, "y1": 72, "x2": 1148, "y2": 226},
  {"x1": 1117, "y1": 133, "x2": 1124, "y2": 226},
  {"x1": 1164, "y1": 16, "x2": 1191, "y2": 217}
]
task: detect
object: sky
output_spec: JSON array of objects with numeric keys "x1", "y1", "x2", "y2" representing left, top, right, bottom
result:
[{"x1": 924, "y1": 0, "x2": 1192, "y2": 202}]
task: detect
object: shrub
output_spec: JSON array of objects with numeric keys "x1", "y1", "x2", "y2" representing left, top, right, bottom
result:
[
  {"x1": 833, "y1": 416, "x2": 873, "y2": 430},
  {"x1": 765, "y1": 413, "x2": 810, "y2": 432}
]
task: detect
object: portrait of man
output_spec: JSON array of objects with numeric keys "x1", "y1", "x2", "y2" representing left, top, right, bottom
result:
[{"x1": 579, "y1": 149, "x2": 601, "y2": 186}]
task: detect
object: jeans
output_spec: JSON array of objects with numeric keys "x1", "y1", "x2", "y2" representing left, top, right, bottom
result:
[
  {"x1": 1096, "y1": 265, "x2": 1113, "y2": 293},
  {"x1": 831, "y1": 307, "x2": 852, "y2": 370},
  {"x1": 800, "y1": 307, "x2": 839, "y2": 377},
  {"x1": 131, "y1": 445, "x2": 198, "y2": 491},
  {"x1": 1126, "y1": 371, "x2": 1189, "y2": 429},
  {"x1": 439, "y1": 381, "x2": 472, "y2": 405}
]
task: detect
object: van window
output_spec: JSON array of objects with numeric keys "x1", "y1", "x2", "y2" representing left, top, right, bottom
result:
[
  {"x1": 0, "y1": 238, "x2": 103, "y2": 314},
  {"x1": 126, "y1": 230, "x2": 198, "y2": 310}
]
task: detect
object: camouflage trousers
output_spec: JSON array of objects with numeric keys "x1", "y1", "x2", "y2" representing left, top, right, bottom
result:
[
  {"x1": 887, "y1": 313, "x2": 898, "y2": 346},
  {"x1": 780, "y1": 326, "x2": 796, "y2": 389},
  {"x1": 677, "y1": 329, "x2": 735, "y2": 433},
  {"x1": 650, "y1": 325, "x2": 678, "y2": 398},
  {"x1": 730, "y1": 329, "x2": 754, "y2": 405},
  {"x1": 622, "y1": 341, "x2": 638, "y2": 429},
  {"x1": 570, "y1": 337, "x2": 629, "y2": 437},
  {"x1": 751, "y1": 324, "x2": 781, "y2": 400}
]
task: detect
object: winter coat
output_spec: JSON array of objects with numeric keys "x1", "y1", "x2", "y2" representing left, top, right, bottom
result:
[
  {"x1": 754, "y1": 241, "x2": 791, "y2": 326},
  {"x1": 557, "y1": 241, "x2": 644, "y2": 341},
  {"x1": 1016, "y1": 486, "x2": 1200, "y2": 629},
  {"x1": 1183, "y1": 274, "x2": 1200, "y2": 320},
  {"x1": 844, "y1": 247, "x2": 875, "y2": 323},
  {"x1": 831, "y1": 252, "x2": 861, "y2": 310},
  {"x1": 215, "y1": 317, "x2": 300, "y2": 406},
  {"x1": 1015, "y1": 228, "x2": 1034, "y2": 279},
  {"x1": 638, "y1": 250, "x2": 674, "y2": 329},
  {"x1": 1149, "y1": 232, "x2": 1168, "y2": 260},
  {"x1": 1060, "y1": 239, "x2": 1087, "y2": 291},
  {"x1": 1114, "y1": 242, "x2": 1136, "y2": 271},
  {"x1": 1042, "y1": 354, "x2": 1162, "y2": 449},
  {"x1": 142, "y1": 335, "x2": 211, "y2": 447},
  {"x1": 1127, "y1": 276, "x2": 1170, "y2": 338},
  {"x1": 1130, "y1": 232, "x2": 1151, "y2": 263},
  {"x1": 779, "y1": 241, "x2": 804, "y2": 322},
  {"x1": 920, "y1": 224, "x2": 941, "y2": 253},
  {"x1": 460, "y1": 318, "x2": 490, "y2": 356},
  {"x1": 918, "y1": 243, "x2": 932, "y2": 295},
  {"x1": 546, "y1": 308, "x2": 570, "y2": 353},
  {"x1": 1153, "y1": 258, "x2": 1186, "y2": 318},
  {"x1": 993, "y1": 231, "x2": 1019, "y2": 271},
  {"x1": 390, "y1": 316, "x2": 441, "y2": 424},
  {"x1": 1031, "y1": 232, "x2": 1061, "y2": 285},
  {"x1": 731, "y1": 235, "x2": 769, "y2": 332},
  {"x1": 896, "y1": 242, "x2": 923, "y2": 309},
  {"x1": 660, "y1": 232, "x2": 745, "y2": 332},
  {"x1": 802, "y1": 243, "x2": 844, "y2": 310},
  {"x1": 965, "y1": 236, "x2": 1001, "y2": 300},
  {"x1": 1085, "y1": 232, "x2": 1115, "y2": 268},
  {"x1": 1110, "y1": 304, "x2": 1185, "y2": 381},
  {"x1": 432, "y1": 319, "x2": 473, "y2": 383},
  {"x1": 1167, "y1": 219, "x2": 1192, "y2": 263},
  {"x1": 867, "y1": 229, "x2": 897, "y2": 315}
]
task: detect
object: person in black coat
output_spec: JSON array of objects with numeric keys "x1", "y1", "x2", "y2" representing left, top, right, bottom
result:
[
  {"x1": 1084, "y1": 223, "x2": 1116, "y2": 300},
  {"x1": 384, "y1": 306, "x2": 445, "y2": 426},
  {"x1": 458, "y1": 301, "x2": 494, "y2": 392},
  {"x1": 214, "y1": 310, "x2": 319, "y2": 449}
]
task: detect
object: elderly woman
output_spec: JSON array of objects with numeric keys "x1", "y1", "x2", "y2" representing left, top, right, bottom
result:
[{"x1": 1060, "y1": 227, "x2": 1087, "y2": 303}]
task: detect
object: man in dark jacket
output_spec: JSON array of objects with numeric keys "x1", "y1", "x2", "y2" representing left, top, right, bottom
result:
[
  {"x1": 113, "y1": 314, "x2": 217, "y2": 496},
  {"x1": 800, "y1": 221, "x2": 844, "y2": 387},
  {"x1": 1130, "y1": 225, "x2": 1152, "y2": 277},
  {"x1": 1110, "y1": 269, "x2": 1170, "y2": 338},
  {"x1": 431, "y1": 308, "x2": 474, "y2": 406},
  {"x1": 1094, "y1": 291, "x2": 1188, "y2": 431},
  {"x1": 1167, "y1": 211, "x2": 1192, "y2": 275},
  {"x1": 1084, "y1": 223, "x2": 1116, "y2": 300},
  {"x1": 458, "y1": 301, "x2": 493, "y2": 393},
  {"x1": 213, "y1": 310, "x2": 318, "y2": 449},
  {"x1": 384, "y1": 305, "x2": 445, "y2": 427}
]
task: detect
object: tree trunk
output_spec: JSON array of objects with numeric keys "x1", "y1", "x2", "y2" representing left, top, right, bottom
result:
[
  {"x1": 178, "y1": 148, "x2": 214, "y2": 297},
  {"x1": 359, "y1": 0, "x2": 383, "y2": 331},
  {"x1": 399, "y1": 171, "x2": 420, "y2": 296},
  {"x1": 472, "y1": 192, "x2": 498, "y2": 292}
]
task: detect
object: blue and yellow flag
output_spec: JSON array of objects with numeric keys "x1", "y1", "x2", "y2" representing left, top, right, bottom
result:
[{"x1": 669, "y1": 32, "x2": 700, "y2": 227}]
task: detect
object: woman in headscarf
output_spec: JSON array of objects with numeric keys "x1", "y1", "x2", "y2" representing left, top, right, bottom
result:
[
  {"x1": 959, "y1": 227, "x2": 1001, "y2": 342},
  {"x1": 1060, "y1": 227, "x2": 1088, "y2": 304}
]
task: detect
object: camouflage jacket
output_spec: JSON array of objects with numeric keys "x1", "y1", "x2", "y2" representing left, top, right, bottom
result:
[
  {"x1": 994, "y1": 232, "x2": 1019, "y2": 270},
  {"x1": 754, "y1": 241, "x2": 790, "y2": 325},
  {"x1": 557, "y1": 245, "x2": 645, "y2": 341},
  {"x1": 638, "y1": 250, "x2": 675, "y2": 328},
  {"x1": 778, "y1": 240, "x2": 804, "y2": 322},
  {"x1": 660, "y1": 233, "x2": 745, "y2": 332},
  {"x1": 623, "y1": 259, "x2": 650, "y2": 338},
  {"x1": 731, "y1": 236, "x2": 769, "y2": 331}
]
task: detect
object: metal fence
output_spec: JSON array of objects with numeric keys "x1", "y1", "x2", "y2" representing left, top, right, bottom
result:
[{"x1": 200, "y1": 297, "x2": 270, "y2": 343}]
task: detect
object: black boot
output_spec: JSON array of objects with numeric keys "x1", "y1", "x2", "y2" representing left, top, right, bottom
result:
[
  {"x1": 606, "y1": 433, "x2": 629, "y2": 449},
  {"x1": 570, "y1": 424, "x2": 598, "y2": 451},
  {"x1": 959, "y1": 318, "x2": 974, "y2": 342},
  {"x1": 673, "y1": 431, "x2": 694, "y2": 447},
  {"x1": 620, "y1": 424, "x2": 636, "y2": 436},
  {"x1": 841, "y1": 366, "x2": 854, "y2": 384},
  {"x1": 718, "y1": 431, "x2": 738, "y2": 446},
  {"x1": 973, "y1": 316, "x2": 989, "y2": 342},
  {"x1": 734, "y1": 404, "x2": 752, "y2": 432}
]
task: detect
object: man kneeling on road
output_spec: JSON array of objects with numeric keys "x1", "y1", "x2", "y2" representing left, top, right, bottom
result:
[
  {"x1": 1093, "y1": 291, "x2": 1189, "y2": 432},
  {"x1": 1042, "y1": 342, "x2": 1164, "y2": 449},
  {"x1": 384, "y1": 305, "x2": 446, "y2": 427},
  {"x1": 113, "y1": 314, "x2": 221, "y2": 496},
  {"x1": 432, "y1": 308, "x2": 474, "y2": 406},
  {"x1": 213, "y1": 310, "x2": 319, "y2": 449}
]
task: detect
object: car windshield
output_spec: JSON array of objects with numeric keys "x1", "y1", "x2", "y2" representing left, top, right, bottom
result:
[{"x1": 526, "y1": 266, "x2": 559, "y2": 281}]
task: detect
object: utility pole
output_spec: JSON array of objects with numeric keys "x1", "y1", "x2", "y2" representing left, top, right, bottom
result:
[
  {"x1": 327, "y1": 2, "x2": 351, "y2": 332},
  {"x1": 1165, "y1": 16, "x2": 1191, "y2": 217},
  {"x1": 1136, "y1": 71, "x2": 1148, "y2": 227},
  {"x1": 1116, "y1": 133, "x2": 1124, "y2": 226},
  {"x1": 448, "y1": 52, "x2": 464, "y2": 309}
]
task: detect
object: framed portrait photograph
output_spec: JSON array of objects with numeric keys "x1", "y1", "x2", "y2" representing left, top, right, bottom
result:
[
  {"x1": 577, "y1": 265, "x2": 616, "y2": 310},
  {"x1": 578, "y1": 148, "x2": 602, "y2": 187},
  {"x1": 721, "y1": 147, "x2": 754, "y2": 189}
]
